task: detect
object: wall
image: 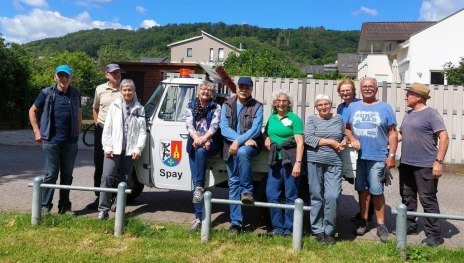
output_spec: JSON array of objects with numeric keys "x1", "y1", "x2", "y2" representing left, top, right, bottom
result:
[
  {"x1": 357, "y1": 54, "x2": 393, "y2": 82},
  {"x1": 404, "y1": 10, "x2": 464, "y2": 84},
  {"x1": 170, "y1": 35, "x2": 236, "y2": 64}
]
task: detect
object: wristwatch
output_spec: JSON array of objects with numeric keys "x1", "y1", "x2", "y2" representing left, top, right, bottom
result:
[
  {"x1": 388, "y1": 153, "x2": 396, "y2": 158},
  {"x1": 435, "y1": 159, "x2": 444, "y2": 164},
  {"x1": 295, "y1": 160, "x2": 302, "y2": 164}
]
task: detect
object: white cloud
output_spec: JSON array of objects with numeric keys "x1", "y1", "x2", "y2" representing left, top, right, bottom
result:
[
  {"x1": 353, "y1": 6, "x2": 379, "y2": 16},
  {"x1": 136, "y1": 5, "x2": 146, "y2": 14},
  {"x1": 76, "y1": 0, "x2": 113, "y2": 8},
  {"x1": 19, "y1": 0, "x2": 48, "y2": 7},
  {"x1": 140, "y1": 19, "x2": 159, "y2": 29},
  {"x1": 0, "y1": 9, "x2": 132, "y2": 44},
  {"x1": 419, "y1": 0, "x2": 464, "y2": 20}
]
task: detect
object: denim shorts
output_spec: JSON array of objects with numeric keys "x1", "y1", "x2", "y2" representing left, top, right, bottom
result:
[{"x1": 355, "y1": 159, "x2": 385, "y2": 195}]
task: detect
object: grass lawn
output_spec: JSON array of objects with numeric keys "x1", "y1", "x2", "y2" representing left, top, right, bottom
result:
[{"x1": 1, "y1": 212, "x2": 463, "y2": 262}]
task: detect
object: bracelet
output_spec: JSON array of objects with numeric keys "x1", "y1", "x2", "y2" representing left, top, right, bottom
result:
[
  {"x1": 435, "y1": 159, "x2": 444, "y2": 164},
  {"x1": 295, "y1": 160, "x2": 302, "y2": 164}
]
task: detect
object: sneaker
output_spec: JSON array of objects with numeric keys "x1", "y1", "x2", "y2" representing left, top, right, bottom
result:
[
  {"x1": 188, "y1": 218, "x2": 201, "y2": 232},
  {"x1": 110, "y1": 201, "x2": 117, "y2": 213},
  {"x1": 41, "y1": 207, "x2": 50, "y2": 217},
  {"x1": 314, "y1": 232, "x2": 326, "y2": 243},
  {"x1": 377, "y1": 224, "x2": 389, "y2": 243},
  {"x1": 97, "y1": 211, "x2": 109, "y2": 220},
  {"x1": 228, "y1": 224, "x2": 242, "y2": 236},
  {"x1": 192, "y1": 187, "x2": 204, "y2": 204},
  {"x1": 421, "y1": 236, "x2": 444, "y2": 247},
  {"x1": 240, "y1": 193, "x2": 255, "y2": 205},
  {"x1": 324, "y1": 234, "x2": 336, "y2": 245},
  {"x1": 356, "y1": 220, "x2": 369, "y2": 236},
  {"x1": 58, "y1": 207, "x2": 76, "y2": 215},
  {"x1": 85, "y1": 197, "x2": 99, "y2": 210}
]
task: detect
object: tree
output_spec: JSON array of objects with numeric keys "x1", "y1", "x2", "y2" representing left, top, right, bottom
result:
[
  {"x1": 0, "y1": 36, "x2": 31, "y2": 127},
  {"x1": 224, "y1": 48, "x2": 305, "y2": 78},
  {"x1": 96, "y1": 43, "x2": 134, "y2": 71},
  {"x1": 30, "y1": 51, "x2": 104, "y2": 97},
  {"x1": 444, "y1": 58, "x2": 464, "y2": 85}
]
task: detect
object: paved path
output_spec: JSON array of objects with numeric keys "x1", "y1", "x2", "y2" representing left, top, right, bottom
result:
[{"x1": 1, "y1": 130, "x2": 463, "y2": 248}]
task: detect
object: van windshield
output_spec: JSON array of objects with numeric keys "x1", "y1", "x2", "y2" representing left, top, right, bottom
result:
[
  {"x1": 144, "y1": 83, "x2": 166, "y2": 118},
  {"x1": 158, "y1": 84, "x2": 196, "y2": 122}
]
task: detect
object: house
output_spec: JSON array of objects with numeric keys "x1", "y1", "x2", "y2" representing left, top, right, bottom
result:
[
  {"x1": 392, "y1": 9, "x2": 464, "y2": 84},
  {"x1": 117, "y1": 61, "x2": 202, "y2": 104},
  {"x1": 358, "y1": 8, "x2": 464, "y2": 84},
  {"x1": 357, "y1": 21, "x2": 434, "y2": 82},
  {"x1": 337, "y1": 53, "x2": 358, "y2": 78},
  {"x1": 167, "y1": 31, "x2": 241, "y2": 65}
]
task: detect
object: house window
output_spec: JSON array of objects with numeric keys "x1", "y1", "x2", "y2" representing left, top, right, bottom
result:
[
  {"x1": 218, "y1": 48, "x2": 224, "y2": 61},
  {"x1": 209, "y1": 48, "x2": 214, "y2": 62},
  {"x1": 187, "y1": 48, "x2": 192, "y2": 57},
  {"x1": 430, "y1": 71, "x2": 444, "y2": 85}
]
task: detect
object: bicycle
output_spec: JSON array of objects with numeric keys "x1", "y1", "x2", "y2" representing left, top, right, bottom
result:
[{"x1": 82, "y1": 123, "x2": 95, "y2": 147}]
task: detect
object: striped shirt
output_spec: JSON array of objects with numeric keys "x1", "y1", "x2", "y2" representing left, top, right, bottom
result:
[{"x1": 304, "y1": 114, "x2": 344, "y2": 166}]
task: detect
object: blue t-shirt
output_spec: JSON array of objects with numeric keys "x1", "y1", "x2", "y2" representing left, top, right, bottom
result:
[
  {"x1": 337, "y1": 98, "x2": 361, "y2": 121},
  {"x1": 344, "y1": 101, "x2": 396, "y2": 161},
  {"x1": 34, "y1": 89, "x2": 80, "y2": 143}
]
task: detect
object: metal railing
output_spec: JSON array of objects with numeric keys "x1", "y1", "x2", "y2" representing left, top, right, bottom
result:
[
  {"x1": 394, "y1": 203, "x2": 464, "y2": 259},
  {"x1": 200, "y1": 191, "x2": 311, "y2": 251},
  {"x1": 28, "y1": 176, "x2": 132, "y2": 237}
]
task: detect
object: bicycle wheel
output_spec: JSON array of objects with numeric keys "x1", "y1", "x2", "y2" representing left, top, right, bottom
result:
[{"x1": 83, "y1": 123, "x2": 95, "y2": 147}]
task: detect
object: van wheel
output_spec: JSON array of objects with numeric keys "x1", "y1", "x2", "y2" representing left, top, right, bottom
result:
[{"x1": 127, "y1": 169, "x2": 144, "y2": 201}]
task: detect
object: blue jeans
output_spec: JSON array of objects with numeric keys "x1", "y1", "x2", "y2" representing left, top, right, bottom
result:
[
  {"x1": 42, "y1": 141, "x2": 78, "y2": 210},
  {"x1": 266, "y1": 162, "x2": 300, "y2": 235},
  {"x1": 355, "y1": 159, "x2": 385, "y2": 195},
  {"x1": 307, "y1": 162, "x2": 342, "y2": 235},
  {"x1": 226, "y1": 145, "x2": 258, "y2": 227},
  {"x1": 188, "y1": 145, "x2": 218, "y2": 219}
]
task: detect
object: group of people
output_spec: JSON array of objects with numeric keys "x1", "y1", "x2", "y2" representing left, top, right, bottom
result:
[
  {"x1": 29, "y1": 66, "x2": 449, "y2": 247},
  {"x1": 185, "y1": 76, "x2": 449, "y2": 247},
  {"x1": 29, "y1": 64, "x2": 147, "y2": 221}
]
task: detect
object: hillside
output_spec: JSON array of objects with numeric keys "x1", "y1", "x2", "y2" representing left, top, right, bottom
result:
[{"x1": 23, "y1": 22, "x2": 359, "y2": 66}]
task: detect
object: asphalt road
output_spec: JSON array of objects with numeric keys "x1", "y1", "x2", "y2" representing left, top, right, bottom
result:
[{"x1": 1, "y1": 130, "x2": 463, "y2": 248}]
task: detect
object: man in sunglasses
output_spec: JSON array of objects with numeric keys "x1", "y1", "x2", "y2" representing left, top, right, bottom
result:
[
  {"x1": 86, "y1": 64, "x2": 122, "y2": 210},
  {"x1": 29, "y1": 64, "x2": 82, "y2": 215}
]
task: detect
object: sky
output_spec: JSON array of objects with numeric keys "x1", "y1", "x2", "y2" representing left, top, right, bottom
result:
[{"x1": 1, "y1": 0, "x2": 464, "y2": 44}]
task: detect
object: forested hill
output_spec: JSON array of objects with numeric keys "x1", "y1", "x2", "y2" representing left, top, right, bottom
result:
[{"x1": 23, "y1": 22, "x2": 359, "y2": 65}]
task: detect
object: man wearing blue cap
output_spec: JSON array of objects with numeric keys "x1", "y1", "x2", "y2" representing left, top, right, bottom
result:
[
  {"x1": 29, "y1": 64, "x2": 82, "y2": 215},
  {"x1": 220, "y1": 76, "x2": 264, "y2": 235},
  {"x1": 86, "y1": 63, "x2": 122, "y2": 210}
]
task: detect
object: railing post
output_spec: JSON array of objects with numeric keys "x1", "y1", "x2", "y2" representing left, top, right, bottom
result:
[
  {"x1": 114, "y1": 182, "x2": 127, "y2": 237},
  {"x1": 396, "y1": 203, "x2": 408, "y2": 259},
  {"x1": 31, "y1": 176, "x2": 43, "y2": 225},
  {"x1": 201, "y1": 191, "x2": 212, "y2": 242},
  {"x1": 292, "y1": 198, "x2": 304, "y2": 251}
]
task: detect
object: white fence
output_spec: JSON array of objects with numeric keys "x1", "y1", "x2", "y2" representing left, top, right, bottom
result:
[{"x1": 167, "y1": 73, "x2": 464, "y2": 164}]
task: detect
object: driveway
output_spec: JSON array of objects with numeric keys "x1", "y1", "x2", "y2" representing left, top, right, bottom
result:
[{"x1": 1, "y1": 130, "x2": 463, "y2": 248}]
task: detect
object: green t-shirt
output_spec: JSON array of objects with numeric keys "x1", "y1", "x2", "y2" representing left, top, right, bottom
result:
[{"x1": 266, "y1": 111, "x2": 304, "y2": 145}]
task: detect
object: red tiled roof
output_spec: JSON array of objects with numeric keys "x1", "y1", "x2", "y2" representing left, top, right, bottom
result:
[{"x1": 360, "y1": 22, "x2": 435, "y2": 41}]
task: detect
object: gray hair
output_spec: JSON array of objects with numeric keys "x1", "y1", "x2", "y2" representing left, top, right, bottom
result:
[
  {"x1": 360, "y1": 77, "x2": 378, "y2": 88},
  {"x1": 199, "y1": 80, "x2": 215, "y2": 92},
  {"x1": 314, "y1": 94, "x2": 332, "y2": 104},
  {"x1": 119, "y1": 79, "x2": 137, "y2": 100},
  {"x1": 271, "y1": 89, "x2": 293, "y2": 111}
]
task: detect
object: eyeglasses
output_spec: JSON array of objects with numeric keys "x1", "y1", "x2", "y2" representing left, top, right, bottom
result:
[
  {"x1": 275, "y1": 99, "x2": 288, "y2": 104},
  {"x1": 57, "y1": 72, "x2": 70, "y2": 78},
  {"x1": 238, "y1": 85, "x2": 252, "y2": 90},
  {"x1": 316, "y1": 103, "x2": 331, "y2": 107}
]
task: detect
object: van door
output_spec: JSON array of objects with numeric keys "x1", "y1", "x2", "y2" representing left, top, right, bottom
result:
[{"x1": 151, "y1": 84, "x2": 196, "y2": 191}]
